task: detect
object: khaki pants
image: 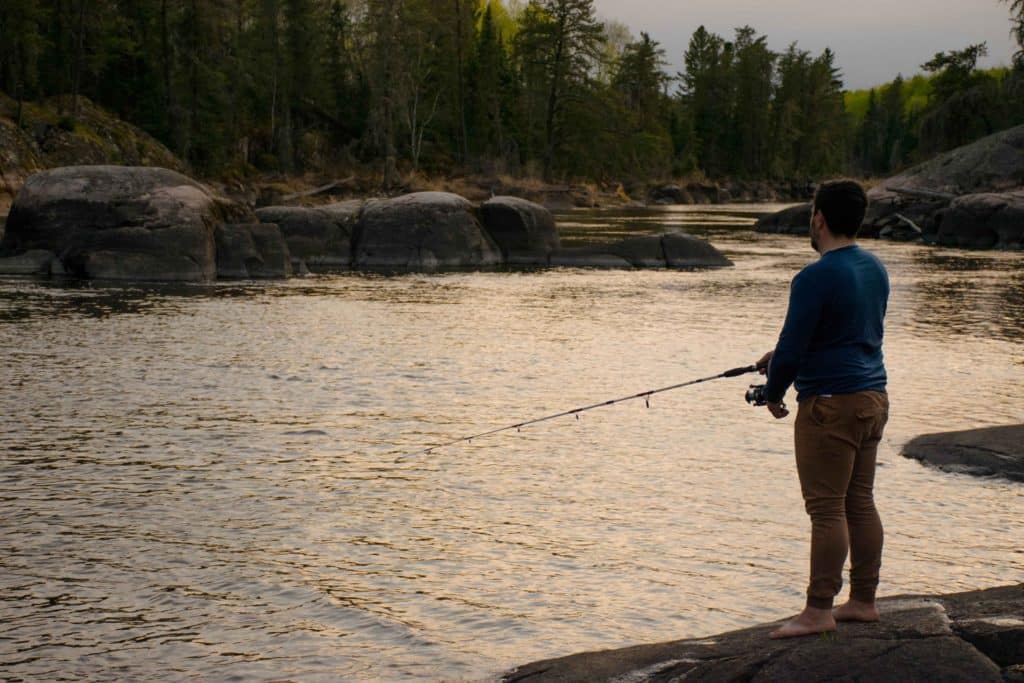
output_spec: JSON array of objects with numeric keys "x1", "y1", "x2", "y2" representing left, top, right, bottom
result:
[{"x1": 794, "y1": 391, "x2": 889, "y2": 609}]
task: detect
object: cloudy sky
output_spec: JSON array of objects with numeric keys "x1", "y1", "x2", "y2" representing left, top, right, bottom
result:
[{"x1": 591, "y1": 0, "x2": 1018, "y2": 89}]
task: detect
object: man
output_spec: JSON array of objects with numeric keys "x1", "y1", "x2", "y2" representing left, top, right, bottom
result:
[{"x1": 758, "y1": 179, "x2": 890, "y2": 639}]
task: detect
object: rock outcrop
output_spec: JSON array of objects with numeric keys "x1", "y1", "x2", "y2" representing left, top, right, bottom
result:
[
  {"x1": 751, "y1": 126, "x2": 1024, "y2": 249},
  {"x1": 353, "y1": 191, "x2": 502, "y2": 270},
  {"x1": 480, "y1": 195, "x2": 560, "y2": 264},
  {"x1": 902, "y1": 424, "x2": 1024, "y2": 482},
  {"x1": 1, "y1": 165, "x2": 251, "y2": 281},
  {"x1": 863, "y1": 124, "x2": 1024, "y2": 248},
  {"x1": 0, "y1": 94, "x2": 187, "y2": 215},
  {"x1": 254, "y1": 200, "x2": 361, "y2": 269},
  {"x1": 874, "y1": 124, "x2": 1024, "y2": 199},
  {"x1": 504, "y1": 584, "x2": 1024, "y2": 683}
]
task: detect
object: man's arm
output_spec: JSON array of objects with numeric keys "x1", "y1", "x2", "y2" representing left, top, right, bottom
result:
[{"x1": 764, "y1": 269, "x2": 826, "y2": 407}]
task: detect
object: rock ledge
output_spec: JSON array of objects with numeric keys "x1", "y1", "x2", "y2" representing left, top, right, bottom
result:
[
  {"x1": 902, "y1": 424, "x2": 1024, "y2": 482},
  {"x1": 503, "y1": 584, "x2": 1024, "y2": 682}
]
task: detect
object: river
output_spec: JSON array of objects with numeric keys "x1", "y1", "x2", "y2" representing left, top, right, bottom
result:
[{"x1": 1, "y1": 204, "x2": 1022, "y2": 681}]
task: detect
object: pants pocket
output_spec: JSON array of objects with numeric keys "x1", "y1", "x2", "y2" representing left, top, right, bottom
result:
[{"x1": 809, "y1": 396, "x2": 841, "y2": 427}]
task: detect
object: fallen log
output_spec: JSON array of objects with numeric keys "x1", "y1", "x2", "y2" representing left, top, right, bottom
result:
[
  {"x1": 884, "y1": 185, "x2": 957, "y2": 201},
  {"x1": 281, "y1": 176, "x2": 355, "y2": 202}
]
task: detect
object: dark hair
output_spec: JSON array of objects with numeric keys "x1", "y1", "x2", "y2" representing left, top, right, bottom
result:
[{"x1": 813, "y1": 179, "x2": 868, "y2": 237}]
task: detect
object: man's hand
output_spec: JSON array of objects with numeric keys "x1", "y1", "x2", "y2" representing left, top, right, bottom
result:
[
  {"x1": 757, "y1": 351, "x2": 773, "y2": 375},
  {"x1": 767, "y1": 401, "x2": 789, "y2": 419}
]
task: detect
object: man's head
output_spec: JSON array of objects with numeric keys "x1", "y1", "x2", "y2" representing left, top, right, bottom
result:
[{"x1": 810, "y1": 180, "x2": 868, "y2": 252}]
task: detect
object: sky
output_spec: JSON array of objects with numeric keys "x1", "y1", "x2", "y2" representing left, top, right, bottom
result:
[{"x1": 591, "y1": 0, "x2": 1019, "y2": 90}]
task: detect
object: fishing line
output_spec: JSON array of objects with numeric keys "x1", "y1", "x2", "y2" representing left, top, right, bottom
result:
[{"x1": 398, "y1": 361, "x2": 765, "y2": 461}]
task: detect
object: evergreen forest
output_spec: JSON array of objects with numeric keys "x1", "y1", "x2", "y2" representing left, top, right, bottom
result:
[{"x1": 1, "y1": 0, "x2": 1022, "y2": 184}]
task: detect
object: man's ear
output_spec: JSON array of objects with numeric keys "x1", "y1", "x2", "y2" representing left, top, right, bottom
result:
[{"x1": 812, "y1": 210, "x2": 828, "y2": 234}]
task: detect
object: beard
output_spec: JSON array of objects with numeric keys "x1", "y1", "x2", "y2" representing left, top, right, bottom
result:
[{"x1": 810, "y1": 230, "x2": 820, "y2": 253}]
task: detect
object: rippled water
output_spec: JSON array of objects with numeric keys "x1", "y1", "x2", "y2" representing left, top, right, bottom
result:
[{"x1": 1, "y1": 205, "x2": 1023, "y2": 681}]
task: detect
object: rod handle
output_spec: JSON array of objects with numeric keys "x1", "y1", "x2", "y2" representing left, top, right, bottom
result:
[{"x1": 722, "y1": 364, "x2": 758, "y2": 378}]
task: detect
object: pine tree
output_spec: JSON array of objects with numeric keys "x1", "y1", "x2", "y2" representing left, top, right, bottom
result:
[
  {"x1": 467, "y1": 1, "x2": 515, "y2": 167},
  {"x1": 880, "y1": 75, "x2": 906, "y2": 170},
  {"x1": 515, "y1": 0, "x2": 604, "y2": 179},
  {"x1": 679, "y1": 25, "x2": 729, "y2": 176},
  {"x1": 730, "y1": 26, "x2": 775, "y2": 177},
  {"x1": 610, "y1": 31, "x2": 671, "y2": 177}
]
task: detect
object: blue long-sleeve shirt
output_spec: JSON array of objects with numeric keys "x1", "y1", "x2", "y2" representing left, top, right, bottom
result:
[{"x1": 765, "y1": 244, "x2": 889, "y2": 404}]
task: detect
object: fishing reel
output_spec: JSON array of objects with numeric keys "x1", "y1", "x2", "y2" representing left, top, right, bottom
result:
[
  {"x1": 745, "y1": 384, "x2": 788, "y2": 412},
  {"x1": 745, "y1": 384, "x2": 769, "y2": 407}
]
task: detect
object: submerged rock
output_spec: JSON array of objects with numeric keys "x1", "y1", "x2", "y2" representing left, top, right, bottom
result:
[
  {"x1": 0, "y1": 248, "x2": 57, "y2": 275},
  {"x1": 607, "y1": 234, "x2": 670, "y2": 267},
  {"x1": 549, "y1": 248, "x2": 633, "y2": 268},
  {"x1": 663, "y1": 232, "x2": 733, "y2": 267},
  {"x1": 1, "y1": 165, "x2": 251, "y2": 281},
  {"x1": 504, "y1": 584, "x2": 1024, "y2": 683},
  {"x1": 902, "y1": 424, "x2": 1024, "y2": 482},
  {"x1": 353, "y1": 191, "x2": 501, "y2": 270},
  {"x1": 550, "y1": 232, "x2": 731, "y2": 269}
]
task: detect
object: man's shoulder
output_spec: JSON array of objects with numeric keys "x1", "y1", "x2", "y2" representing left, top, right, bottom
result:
[
  {"x1": 848, "y1": 245, "x2": 890, "y2": 281},
  {"x1": 794, "y1": 258, "x2": 830, "y2": 283}
]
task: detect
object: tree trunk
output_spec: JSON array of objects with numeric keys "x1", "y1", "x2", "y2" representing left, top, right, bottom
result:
[
  {"x1": 55, "y1": 0, "x2": 68, "y2": 115},
  {"x1": 186, "y1": 0, "x2": 200, "y2": 162},
  {"x1": 161, "y1": 0, "x2": 173, "y2": 138},
  {"x1": 454, "y1": 0, "x2": 468, "y2": 164},
  {"x1": 377, "y1": 0, "x2": 401, "y2": 190},
  {"x1": 70, "y1": 0, "x2": 88, "y2": 125},
  {"x1": 543, "y1": 27, "x2": 566, "y2": 181}
]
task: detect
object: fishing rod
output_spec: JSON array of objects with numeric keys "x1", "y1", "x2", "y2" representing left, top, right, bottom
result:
[{"x1": 400, "y1": 361, "x2": 768, "y2": 461}]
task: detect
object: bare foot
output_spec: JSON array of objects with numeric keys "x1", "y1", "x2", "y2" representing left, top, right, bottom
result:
[
  {"x1": 769, "y1": 606, "x2": 836, "y2": 639},
  {"x1": 832, "y1": 599, "x2": 880, "y2": 622}
]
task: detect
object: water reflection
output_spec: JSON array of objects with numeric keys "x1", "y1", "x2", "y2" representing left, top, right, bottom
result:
[{"x1": 1, "y1": 206, "x2": 1023, "y2": 681}]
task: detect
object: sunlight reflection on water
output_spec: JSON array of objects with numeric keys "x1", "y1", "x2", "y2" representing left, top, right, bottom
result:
[{"x1": 1, "y1": 205, "x2": 1022, "y2": 681}]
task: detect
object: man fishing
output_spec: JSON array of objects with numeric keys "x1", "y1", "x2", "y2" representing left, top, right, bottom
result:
[{"x1": 757, "y1": 179, "x2": 890, "y2": 639}]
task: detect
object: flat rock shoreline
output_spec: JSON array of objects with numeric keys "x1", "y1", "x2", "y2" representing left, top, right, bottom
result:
[
  {"x1": 502, "y1": 584, "x2": 1024, "y2": 682},
  {"x1": 902, "y1": 424, "x2": 1024, "y2": 483}
]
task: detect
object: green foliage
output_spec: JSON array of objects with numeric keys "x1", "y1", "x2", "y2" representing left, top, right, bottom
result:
[
  {"x1": 921, "y1": 43, "x2": 990, "y2": 101},
  {"x1": 847, "y1": 57, "x2": 1022, "y2": 175}
]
